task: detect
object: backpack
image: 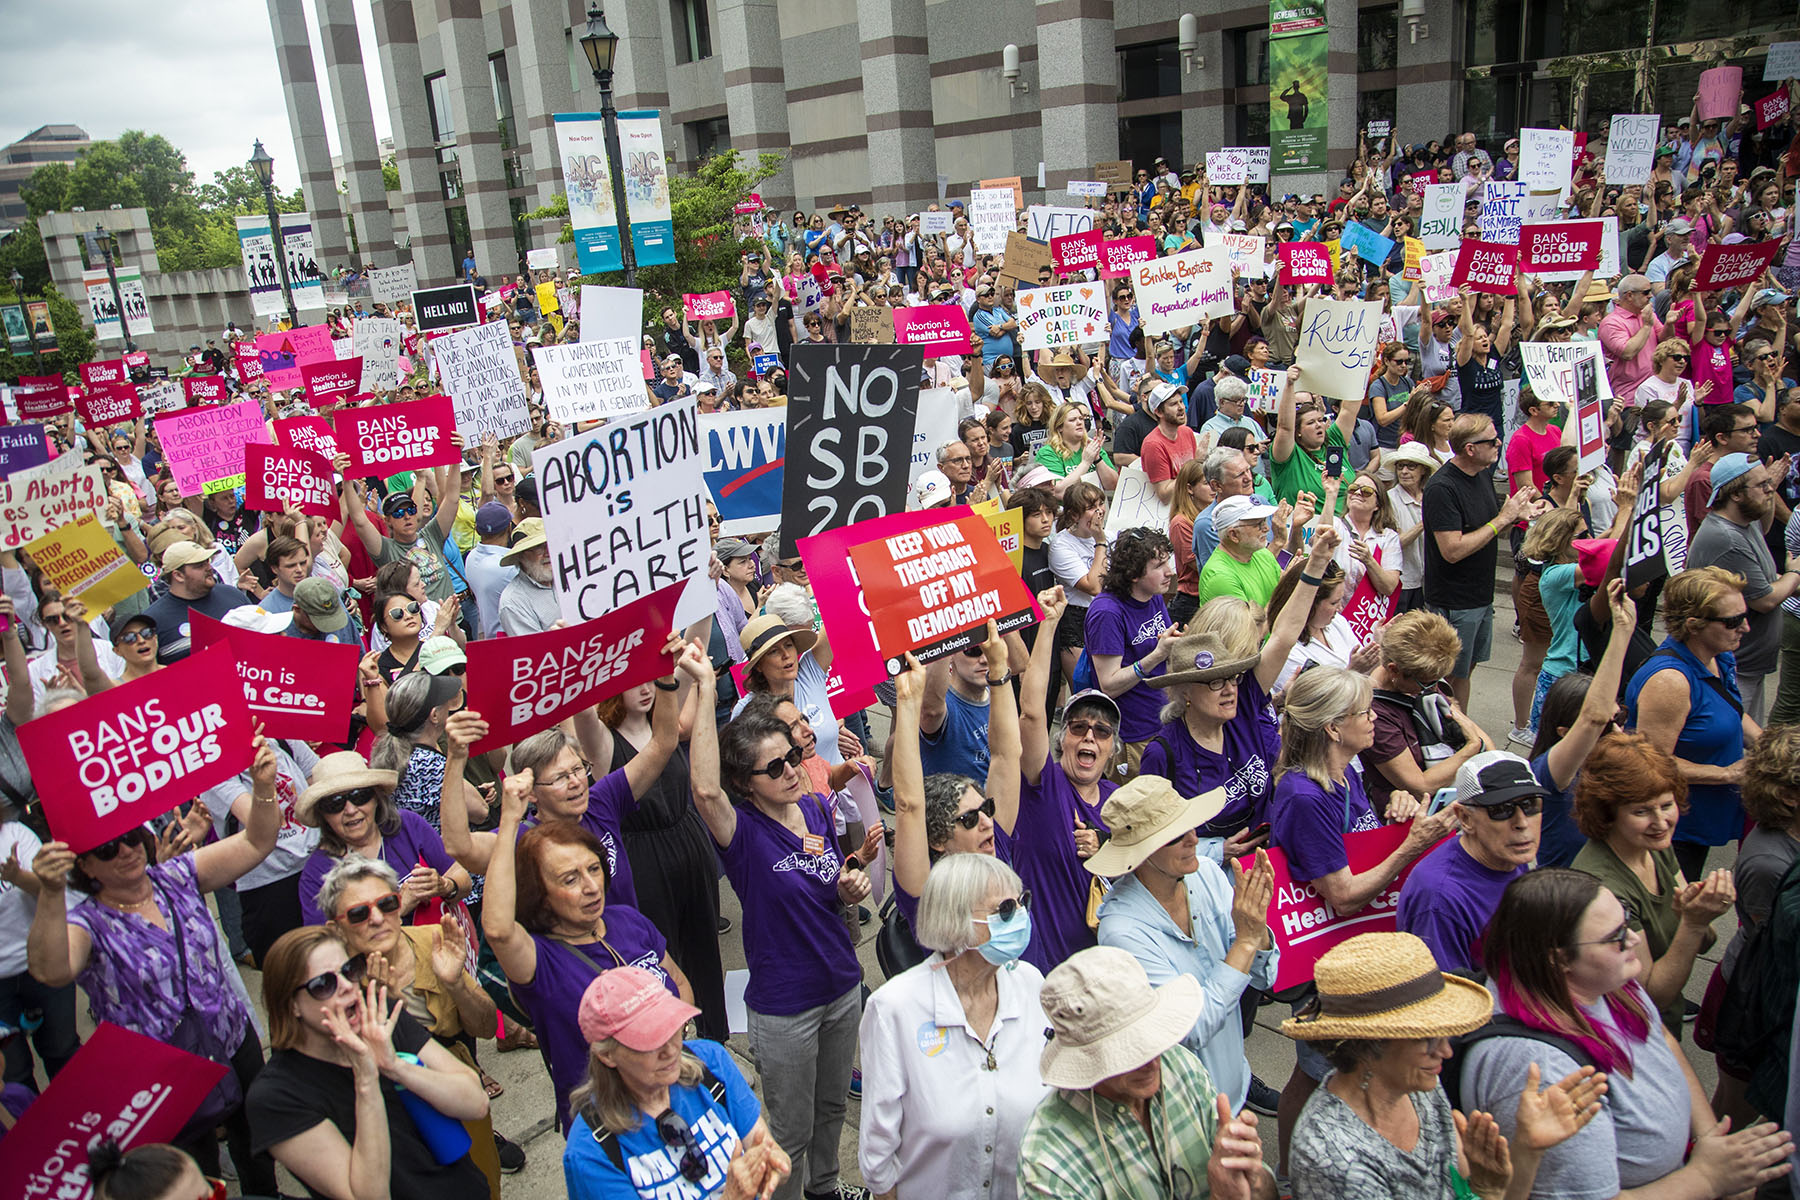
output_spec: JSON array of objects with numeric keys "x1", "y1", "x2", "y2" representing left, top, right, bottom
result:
[
  {"x1": 1711, "y1": 854, "x2": 1800, "y2": 1116},
  {"x1": 1440, "y1": 1013, "x2": 1594, "y2": 1113},
  {"x1": 577, "y1": 1062, "x2": 729, "y2": 1174},
  {"x1": 874, "y1": 891, "x2": 927, "y2": 980}
]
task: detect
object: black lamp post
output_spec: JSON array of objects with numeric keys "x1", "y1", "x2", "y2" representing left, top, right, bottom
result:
[
  {"x1": 9, "y1": 269, "x2": 43, "y2": 371},
  {"x1": 92, "y1": 223, "x2": 135, "y2": 353},
  {"x1": 579, "y1": 5, "x2": 637, "y2": 286},
  {"x1": 250, "y1": 139, "x2": 301, "y2": 329}
]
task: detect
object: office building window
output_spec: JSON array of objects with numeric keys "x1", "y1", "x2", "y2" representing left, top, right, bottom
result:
[
  {"x1": 1358, "y1": 90, "x2": 1397, "y2": 137},
  {"x1": 1119, "y1": 115, "x2": 1182, "y2": 172},
  {"x1": 490, "y1": 54, "x2": 516, "y2": 152},
  {"x1": 1359, "y1": 7, "x2": 1397, "y2": 72},
  {"x1": 1232, "y1": 27, "x2": 1270, "y2": 87},
  {"x1": 426, "y1": 72, "x2": 457, "y2": 165},
  {"x1": 1234, "y1": 104, "x2": 1271, "y2": 148},
  {"x1": 671, "y1": 0, "x2": 713, "y2": 64},
  {"x1": 445, "y1": 206, "x2": 471, "y2": 264},
  {"x1": 1118, "y1": 41, "x2": 1180, "y2": 102},
  {"x1": 688, "y1": 117, "x2": 729, "y2": 165},
  {"x1": 510, "y1": 197, "x2": 530, "y2": 269}
]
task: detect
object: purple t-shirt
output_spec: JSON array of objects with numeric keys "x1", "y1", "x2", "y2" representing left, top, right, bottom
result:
[
  {"x1": 1012, "y1": 753, "x2": 1114, "y2": 975},
  {"x1": 519, "y1": 766, "x2": 641, "y2": 909},
  {"x1": 1396, "y1": 836, "x2": 1525, "y2": 972},
  {"x1": 1267, "y1": 768, "x2": 1381, "y2": 882},
  {"x1": 718, "y1": 794, "x2": 861, "y2": 1016},
  {"x1": 298, "y1": 809, "x2": 457, "y2": 925},
  {"x1": 510, "y1": 904, "x2": 671, "y2": 1132},
  {"x1": 1137, "y1": 672, "x2": 1280, "y2": 837},
  {"x1": 1083, "y1": 591, "x2": 1172, "y2": 742}
]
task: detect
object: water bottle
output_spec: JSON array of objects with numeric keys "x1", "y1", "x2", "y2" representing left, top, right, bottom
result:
[{"x1": 392, "y1": 1051, "x2": 472, "y2": 1165}]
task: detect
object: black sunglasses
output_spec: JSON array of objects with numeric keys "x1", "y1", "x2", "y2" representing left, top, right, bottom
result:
[
  {"x1": 296, "y1": 953, "x2": 369, "y2": 1001},
  {"x1": 1480, "y1": 796, "x2": 1543, "y2": 822},
  {"x1": 1707, "y1": 611, "x2": 1750, "y2": 630},
  {"x1": 954, "y1": 797, "x2": 999, "y2": 829},
  {"x1": 86, "y1": 832, "x2": 147, "y2": 862},
  {"x1": 655, "y1": 1110, "x2": 709, "y2": 1183},
  {"x1": 318, "y1": 787, "x2": 380, "y2": 817},
  {"x1": 757, "y1": 746, "x2": 805, "y2": 780},
  {"x1": 987, "y1": 890, "x2": 1032, "y2": 922},
  {"x1": 342, "y1": 892, "x2": 402, "y2": 924}
]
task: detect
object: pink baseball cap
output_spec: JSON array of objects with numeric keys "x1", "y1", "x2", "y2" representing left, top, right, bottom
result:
[
  {"x1": 576, "y1": 967, "x2": 700, "y2": 1050},
  {"x1": 1572, "y1": 537, "x2": 1617, "y2": 589}
]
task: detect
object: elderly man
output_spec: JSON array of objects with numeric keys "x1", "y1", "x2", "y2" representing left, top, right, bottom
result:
[
  {"x1": 496, "y1": 518, "x2": 560, "y2": 637},
  {"x1": 1199, "y1": 377, "x2": 1261, "y2": 443},
  {"x1": 652, "y1": 353, "x2": 696, "y2": 402},
  {"x1": 1017, "y1": 946, "x2": 1275, "y2": 1199},
  {"x1": 1190, "y1": 447, "x2": 1258, "y2": 565},
  {"x1": 1598, "y1": 274, "x2": 1664, "y2": 405},
  {"x1": 932, "y1": 441, "x2": 977, "y2": 505},
  {"x1": 1644, "y1": 217, "x2": 1698, "y2": 287},
  {"x1": 1196, "y1": 494, "x2": 1284, "y2": 606}
]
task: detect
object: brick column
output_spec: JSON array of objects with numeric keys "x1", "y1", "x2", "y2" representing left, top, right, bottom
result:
[
  {"x1": 265, "y1": 0, "x2": 353, "y2": 265},
  {"x1": 317, "y1": 0, "x2": 396, "y2": 260},
  {"x1": 858, "y1": 0, "x2": 939, "y2": 211},
  {"x1": 609, "y1": 0, "x2": 672, "y2": 115},
  {"x1": 509, "y1": 0, "x2": 584, "y2": 262},
  {"x1": 370, "y1": 0, "x2": 454, "y2": 284},
  {"x1": 436, "y1": 0, "x2": 519, "y2": 279},
  {"x1": 1036, "y1": 0, "x2": 1120, "y2": 189},
  {"x1": 715, "y1": 0, "x2": 795, "y2": 207}
]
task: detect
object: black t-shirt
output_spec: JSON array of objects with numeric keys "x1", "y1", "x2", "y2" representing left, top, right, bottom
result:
[
  {"x1": 206, "y1": 508, "x2": 262, "y2": 558},
  {"x1": 659, "y1": 325, "x2": 697, "y2": 373},
  {"x1": 772, "y1": 298, "x2": 796, "y2": 363},
  {"x1": 1421, "y1": 461, "x2": 1502, "y2": 610},
  {"x1": 247, "y1": 1012, "x2": 489, "y2": 1200},
  {"x1": 145, "y1": 585, "x2": 253, "y2": 663},
  {"x1": 1112, "y1": 409, "x2": 1158, "y2": 460},
  {"x1": 1019, "y1": 540, "x2": 1054, "y2": 651}
]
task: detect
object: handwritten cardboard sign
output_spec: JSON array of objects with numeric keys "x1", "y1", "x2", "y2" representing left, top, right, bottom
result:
[
  {"x1": 244, "y1": 443, "x2": 337, "y2": 520},
  {"x1": 75, "y1": 382, "x2": 140, "y2": 428},
  {"x1": 1206, "y1": 148, "x2": 1249, "y2": 185},
  {"x1": 1451, "y1": 239, "x2": 1520, "y2": 295},
  {"x1": 1017, "y1": 281, "x2": 1107, "y2": 351},
  {"x1": 1104, "y1": 462, "x2": 1174, "y2": 541},
  {"x1": 1477, "y1": 182, "x2": 1525, "y2": 245},
  {"x1": 434, "y1": 319, "x2": 530, "y2": 442},
  {"x1": 22, "y1": 644, "x2": 253, "y2": 853},
  {"x1": 1518, "y1": 128, "x2": 1576, "y2": 193},
  {"x1": 183, "y1": 374, "x2": 227, "y2": 405},
  {"x1": 1278, "y1": 241, "x2": 1333, "y2": 286},
  {"x1": 1295, "y1": 298, "x2": 1383, "y2": 401},
  {"x1": 892, "y1": 303, "x2": 973, "y2": 357},
  {"x1": 301, "y1": 357, "x2": 362, "y2": 408},
  {"x1": 1767, "y1": 42, "x2": 1800, "y2": 82},
  {"x1": 1052, "y1": 229, "x2": 1104, "y2": 273},
  {"x1": 1220, "y1": 232, "x2": 1268, "y2": 278},
  {"x1": 1694, "y1": 240, "x2": 1780, "y2": 292},
  {"x1": 1131, "y1": 250, "x2": 1234, "y2": 336},
  {"x1": 1100, "y1": 236, "x2": 1156, "y2": 279},
  {"x1": 0, "y1": 450, "x2": 106, "y2": 550},
  {"x1": 1603, "y1": 114, "x2": 1661, "y2": 184},
  {"x1": 1518, "y1": 222, "x2": 1601, "y2": 273},
  {"x1": 848, "y1": 515, "x2": 1036, "y2": 669},
  {"x1": 849, "y1": 305, "x2": 896, "y2": 344},
  {"x1": 1697, "y1": 66, "x2": 1743, "y2": 121},
  {"x1": 157, "y1": 400, "x2": 271, "y2": 495},
  {"x1": 24, "y1": 513, "x2": 149, "y2": 614},
  {"x1": 535, "y1": 336, "x2": 647, "y2": 423},
  {"x1": 683, "y1": 290, "x2": 735, "y2": 322},
  {"x1": 462, "y1": 582, "x2": 687, "y2": 755},
  {"x1": 999, "y1": 233, "x2": 1053, "y2": 289},
  {"x1": 335, "y1": 395, "x2": 460, "y2": 476},
  {"x1": 1340, "y1": 221, "x2": 1397, "y2": 268},
  {"x1": 190, "y1": 609, "x2": 359, "y2": 743},
  {"x1": 968, "y1": 187, "x2": 1015, "y2": 255},
  {"x1": 0, "y1": 1022, "x2": 228, "y2": 1200},
  {"x1": 1025, "y1": 206, "x2": 1095, "y2": 244}
]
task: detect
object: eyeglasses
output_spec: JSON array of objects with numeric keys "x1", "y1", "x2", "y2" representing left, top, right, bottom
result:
[
  {"x1": 1576, "y1": 902, "x2": 1639, "y2": 951},
  {"x1": 1064, "y1": 718, "x2": 1116, "y2": 740},
  {"x1": 973, "y1": 891, "x2": 1032, "y2": 925},
  {"x1": 757, "y1": 746, "x2": 805, "y2": 780},
  {"x1": 1467, "y1": 436, "x2": 1501, "y2": 448},
  {"x1": 495, "y1": 474, "x2": 515, "y2": 484},
  {"x1": 317, "y1": 788, "x2": 380, "y2": 817},
  {"x1": 41, "y1": 612, "x2": 70, "y2": 626},
  {"x1": 296, "y1": 953, "x2": 369, "y2": 1001},
  {"x1": 954, "y1": 797, "x2": 999, "y2": 829},
  {"x1": 1202, "y1": 672, "x2": 1245, "y2": 693},
  {"x1": 778, "y1": 559, "x2": 808, "y2": 575},
  {"x1": 655, "y1": 1110, "x2": 709, "y2": 1183},
  {"x1": 340, "y1": 891, "x2": 402, "y2": 924},
  {"x1": 1480, "y1": 796, "x2": 1543, "y2": 822},
  {"x1": 1390, "y1": 357, "x2": 1412, "y2": 365},
  {"x1": 1668, "y1": 354, "x2": 1689, "y2": 362},
  {"x1": 1706, "y1": 611, "x2": 1751, "y2": 629},
  {"x1": 383, "y1": 499, "x2": 419, "y2": 518},
  {"x1": 385, "y1": 601, "x2": 422, "y2": 623},
  {"x1": 114, "y1": 629, "x2": 156, "y2": 646},
  {"x1": 539, "y1": 762, "x2": 593, "y2": 791},
  {"x1": 1347, "y1": 484, "x2": 1379, "y2": 498}
]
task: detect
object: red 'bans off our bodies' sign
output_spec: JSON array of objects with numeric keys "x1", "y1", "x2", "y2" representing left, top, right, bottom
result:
[
  {"x1": 1051, "y1": 230, "x2": 1104, "y2": 273},
  {"x1": 1517, "y1": 222, "x2": 1602, "y2": 273},
  {"x1": 1278, "y1": 241, "x2": 1333, "y2": 286},
  {"x1": 1694, "y1": 240, "x2": 1781, "y2": 291},
  {"x1": 1099, "y1": 236, "x2": 1156, "y2": 279},
  {"x1": 847, "y1": 513, "x2": 1037, "y2": 671},
  {"x1": 21, "y1": 643, "x2": 254, "y2": 853},
  {"x1": 190, "y1": 609, "x2": 360, "y2": 743},
  {"x1": 244, "y1": 443, "x2": 337, "y2": 519},
  {"x1": 1451, "y1": 239, "x2": 1520, "y2": 295},
  {"x1": 335, "y1": 394, "x2": 462, "y2": 475}
]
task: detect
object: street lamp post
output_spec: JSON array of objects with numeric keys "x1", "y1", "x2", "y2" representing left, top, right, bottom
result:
[
  {"x1": 93, "y1": 223, "x2": 135, "y2": 354},
  {"x1": 250, "y1": 140, "x2": 301, "y2": 330},
  {"x1": 580, "y1": 5, "x2": 637, "y2": 286},
  {"x1": 9, "y1": 269, "x2": 43, "y2": 372}
]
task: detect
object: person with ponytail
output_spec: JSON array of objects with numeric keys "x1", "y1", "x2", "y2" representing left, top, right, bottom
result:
[{"x1": 86, "y1": 1142, "x2": 224, "y2": 1200}]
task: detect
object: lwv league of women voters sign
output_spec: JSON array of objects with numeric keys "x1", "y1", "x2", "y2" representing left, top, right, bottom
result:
[
  {"x1": 848, "y1": 514, "x2": 1037, "y2": 671},
  {"x1": 22, "y1": 645, "x2": 253, "y2": 853},
  {"x1": 532, "y1": 395, "x2": 715, "y2": 629}
]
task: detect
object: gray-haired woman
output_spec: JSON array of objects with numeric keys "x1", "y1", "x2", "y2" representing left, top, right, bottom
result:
[{"x1": 858, "y1": 854, "x2": 1049, "y2": 1200}]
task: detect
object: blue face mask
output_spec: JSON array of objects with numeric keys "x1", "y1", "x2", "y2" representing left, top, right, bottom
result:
[{"x1": 975, "y1": 905, "x2": 1032, "y2": 968}]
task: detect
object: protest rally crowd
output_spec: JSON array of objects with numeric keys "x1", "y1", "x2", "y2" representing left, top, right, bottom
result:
[{"x1": 12, "y1": 71, "x2": 1800, "y2": 1200}]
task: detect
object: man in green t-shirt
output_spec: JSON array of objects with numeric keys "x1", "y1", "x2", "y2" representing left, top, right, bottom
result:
[
  {"x1": 1270, "y1": 362, "x2": 1364, "y2": 514},
  {"x1": 340, "y1": 453, "x2": 464, "y2": 602},
  {"x1": 1196, "y1": 494, "x2": 1284, "y2": 606}
]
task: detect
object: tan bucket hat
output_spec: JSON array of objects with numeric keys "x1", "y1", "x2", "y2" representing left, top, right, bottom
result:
[
  {"x1": 1085, "y1": 775, "x2": 1229, "y2": 877},
  {"x1": 1280, "y1": 932, "x2": 1493, "y2": 1042},
  {"x1": 1145, "y1": 630, "x2": 1261, "y2": 689},
  {"x1": 1039, "y1": 946, "x2": 1204, "y2": 1089}
]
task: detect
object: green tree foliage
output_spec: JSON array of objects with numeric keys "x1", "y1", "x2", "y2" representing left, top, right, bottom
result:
[
  {"x1": 0, "y1": 284, "x2": 98, "y2": 384},
  {"x1": 526, "y1": 148, "x2": 785, "y2": 328}
]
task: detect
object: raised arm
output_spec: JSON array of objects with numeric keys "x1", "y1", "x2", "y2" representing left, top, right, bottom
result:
[
  {"x1": 680, "y1": 643, "x2": 738, "y2": 847},
  {"x1": 1, "y1": 598, "x2": 30, "y2": 727},
  {"x1": 1257, "y1": 528, "x2": 1340, "y2": 692},
  {"x1": 1494, "y1": 296, "x2": 1518, "y2": 355},
  {"x1": 192, "y1": 732, "x2": 282, "y2": 893},
  {"x1": 25, "y1": 841, "x2": 91, "y2": 987},
  {"x1": 477, "y1": 766, "x2": 540, "y2": 986},
  {"x1": 434, "y1": 711, "x2": 501, "y2": 875},
  {"x1": 1272, "y1": 364, "x2": 1302, "y2": 464},
  {"x1": 623, "y1": 639, "x2": 687, "y2": 798},
  {"x1": 890, "y1": 655, "x2": 934, "y2": 896},
  {"x1": 336, "y1": 456, "x2": 385, "y2": 559},
  {"x1": 1014, "y1": 587, "x2": 1065, "y2": 791}
]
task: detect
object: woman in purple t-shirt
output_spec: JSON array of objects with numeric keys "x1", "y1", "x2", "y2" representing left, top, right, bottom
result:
[
  {"x1": 687, "y1": 642, "x2": 877, "y2": 1200},
  {"x1": 1083, "y1": 528, "x2": 1180, "y2": 758}
]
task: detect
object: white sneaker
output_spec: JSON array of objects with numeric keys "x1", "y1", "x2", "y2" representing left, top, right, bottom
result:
[{"x1": 1507, "y1": 727, "x2": 1534, "y2": 749}]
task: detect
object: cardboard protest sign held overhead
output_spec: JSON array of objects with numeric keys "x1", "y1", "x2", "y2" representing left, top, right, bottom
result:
[
  {"x1": 25, "y1": 513, "x2": 148, "y2": 614},
  {"x1": 1478, "y1": 182, "x2": 1526, "y2": 245},
  {"x1": 190, "y1": 609, "x2": 360, "y2": 744},
  {"x1": 1518, "y1": 222, "x2": 1601, "y2": 273},
  {"x1": 1768, "y1": 42, "x2": 1800, "y2": 81},
  {"x1": 0, "y1": 450, "x2": 105, "y2": 550},
  {"x1": 1518, "y1": 128, "x2": 1576, "y2": 193},
  {"x1": 848, "y1": 515, "x2": 1037, "y2": 669},
  {"x1": 1518, "y1": 341, "x2": 1613, "y2": 407},
  {"x1": 75, "y1": 382, "x2": 140, "y2": 429},
  {"x1": 351, "y1": 316, "x2": 404, "y2": 392},
  {"x1": 701, "y1": 408, "x2": 785, "y2": 535},
  {"x1": 1339, "y1": 222, "x2": 1396, "y2": 267},
  {"x1": 255, "y1": 324, "x2": 335, "y2": 390},
  {"x1": 1105, "y1": 462, "x2": 1173, "y2": 541},
  {"x1": 463, "y1": 582, "x2": 687, "y2": 755},
  {"x1": 779, "y1": 344, "x2": 925, "y2": 558},
  {"x1": 14, "y1": 375, "x2": 72, "y2": 419},
  {"x1": 1131, "y1": 251, "x2": 1234, "y2": 336},
  {"x1": 535, "y1": 337, "x2": 646, "y2": 423},
  {"x1": 1093, "y1": 160, "x2": 1134, "y2": 190},
  {"x1": 1099, "y1": 236, "x2": 1156, "y2": 279},
  {"x1": 849, "y1": 305, "x2": 896, "y2": 344},
  {"x1": 244, "y1": 443, "x2": 337, "y2": 520},
  {"x1": 980, "y1": 176, "x2": 1025, "y2": 209},
  {"x1": 368, "y1": 262, "x2": 417, "y2": 305},
  {"x1": 79, "y1": 358, "x2": 126, "y2": 390},
  {"x1": 580, "y1": 285, "x2": 645, "y2": 342},
  {"x1": 892, "y1": 304, "x2": 973, "y2": 358},
  {"x1": 967, "y1": 188, "x2": 1015, "y2": 255},
  {"x1": 1295, "y1": 298, "x2": 1383, "y2": 401},
  {"x1": 22, "y1": 643, "x2": 253, "y2": 853},
  {"x1": 1697, "y1": 66, "x2": 1742, "y2": 121},
  {"x1": 335, "y1": 394, "x2": 461, "y2": 476},
  {"x1": 1694, "y1": 240, "x2": 1781, "y2": 291},
  {"x1": 1604, "y1": 114, "x2": 1660, "y2": 184},
  {"x1": 998, "y1": 233, "x2": 1052, "y2": 288},
  {"x1": 1016, "y1": 281, "x2": 1106, "y2": 351},
  {"x1": 1451, "y1": 239, "x2": 1520, "y2": 295},
  {"x1": 533, "y1": 395, "x2": 715, "y2": 629},
  {"x1": 434, "y1": 319, "x2": 531, "y2": 442},
  {"x1": 411, "y1": 283, "x2": 479, "y2": 333},
  {"x1": 156, "y1": 400, "x2": 271, "y2": 495},
  {"x1": 1757, "y1": 89, "x2": 1793, "y2": 130},
  {"x1": 1026, "y1": 206, "x2": 1095, "y2": 243}
]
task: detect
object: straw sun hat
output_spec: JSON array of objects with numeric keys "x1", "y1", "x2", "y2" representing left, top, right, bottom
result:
[{"x1": 1280, "y1": 932, "x2": 1493, "y2": 1042}]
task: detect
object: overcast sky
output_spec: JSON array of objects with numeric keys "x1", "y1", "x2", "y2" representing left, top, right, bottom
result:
[{"x1": 1, "y1": 0, "x2": 391, "y2": 191}]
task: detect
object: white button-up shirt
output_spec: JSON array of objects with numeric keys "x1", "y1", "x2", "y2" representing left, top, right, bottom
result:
[{"x1": 858, "y1": 953, "x2": 1051, "y2": 1200}]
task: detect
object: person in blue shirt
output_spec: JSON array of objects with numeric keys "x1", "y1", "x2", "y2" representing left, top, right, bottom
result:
[
  {"x1": 564, "y1": 968, "x2": 789, "y2": 1200},
  {"x1": 970, "y1": 284, "x2": 1019, "y2": 367}
]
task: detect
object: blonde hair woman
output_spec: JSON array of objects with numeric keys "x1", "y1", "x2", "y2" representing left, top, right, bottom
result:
[{"x1": 1032, "y1": 402, "x2": 1118, "y2": 495}]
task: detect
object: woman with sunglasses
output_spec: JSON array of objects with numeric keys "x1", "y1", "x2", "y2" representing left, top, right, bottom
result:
[
  {"x1": 688, "y1": 642, "x2": 874, "y2": 1200},
  {"x1": 294, "y1": 750, "x2": 472, "y2": 926},
  {"x1": 1461, "y1": 868, "x2": 1793, "y2": 1200},
  {"x1": 248, "y1": 925, "x2": 490, "y2": 1200},
  {"x1": 566, "y1": 966, "x2": 790, "y2": 1200},
  {"x1": 1569, "y1": 733, "x2": 1735, "y2": 1035},
  {"x1": 27, "y1": 734, "x2": 285, "y2": 1194},
  {"x1": 25, "y1": 593, "x2": 124, "y2": 704}
]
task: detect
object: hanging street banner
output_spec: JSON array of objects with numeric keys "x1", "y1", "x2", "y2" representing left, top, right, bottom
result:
[
  {"x1": 83, "y1": 267, "x2": 153, "y2": 341},
  {"x1": 618, "y1": 110, "x2": 677, "y2": 268},
  {"x1": 554, "y1": 113, "x2": 624, "y2": 275},
  {"x1": 235, "y1": 212, "x2": 328, "y2": 317},
  {"x1": 1270, "y1": 0, "x2": 1327, "y2": 174}
]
